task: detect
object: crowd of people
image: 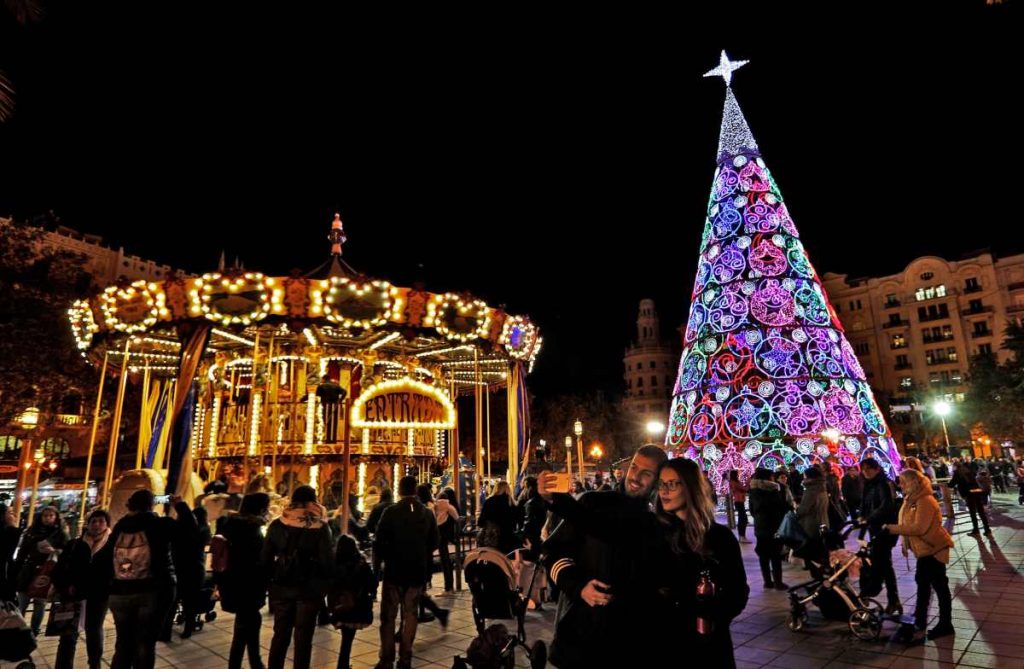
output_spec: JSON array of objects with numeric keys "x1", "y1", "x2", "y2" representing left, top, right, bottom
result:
[{"x1": 0, "y1": 451, "x2": 1019, "y2": 669}]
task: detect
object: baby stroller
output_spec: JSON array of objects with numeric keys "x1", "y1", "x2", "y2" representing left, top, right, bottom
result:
[
  {"x1": 785, "y1": 523, "x2": 902, "y2": 641},
  {"x1": 452, "y1": 547, "x2": 547, "y2": 669},
  {"x1": 175, "y1": 574, "x2": 218, "y2": 633},
  {"x1": 0, "y1": 600, "x2": 36, "y2": 669}
]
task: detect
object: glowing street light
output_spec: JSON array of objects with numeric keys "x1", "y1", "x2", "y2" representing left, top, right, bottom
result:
[
  {"x1": 645, "y1": 421, "x2": 665, "y2": 439},
  {"x1": 933, "y1": 401, "x2": 952, "y2": 451}
]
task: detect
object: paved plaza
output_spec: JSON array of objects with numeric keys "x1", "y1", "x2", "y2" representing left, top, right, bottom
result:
[{"x1": 22, "y1": 492, "x2": 1024, "y2": 669}]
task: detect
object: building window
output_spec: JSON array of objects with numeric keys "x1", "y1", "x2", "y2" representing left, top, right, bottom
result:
[
  {"x1": 918, "y1": 304, "x2": 950, "y2": 322},
  {"x1": 884, "y1": 294, "x2": 899, "y2": 308},
  {"x1": 636, "y1": 378, "x2": 643, "y2": 388},
  {"x1": 895, "y1": 354, "x2": 910, "y2": 369},
  {"x1": 969, "y1": 299, "x2": 983, "y2": 313},
  {"x1": 665, "y1": 376, "x2": 673, "y2": 387},
  {"x1": 929, "y1": 372, "x2": 940, "y2": 385},
  {"x1": 891, "y1": 334, "x2": 907, "y2": 349},
  {"x1": 973, "y1": 321, "x2": 991, "y2": 336},
  {"x1": 951, "y1": 369, "x2": 963, "y2": 384},
  {"x1": 915, "y1": 285, "x2": 946, "y2": 301},
  {"x1": 979, "y1": 343, "x2": 993, "y2": 356},
  {"x1": 942, "y1": 325, "x2": 953, "y2": 340},
  {"x1": 888, "y1": 314, "x2": 903, "y2": 326},
  {"x1": 855, "y1": 342, "x2": 869, "y2": 355},
  {"x1": 965, "y1": 277, "x2": 980, "y2": 292},
  {"x1": 899, "y1": 377, "x2": 913, "y2": 389},
  {"x1": 947, "y1": 347, "x2": 958, "y2": 362},
  {"x1": 650, "y1": 376, "x2": 657, "y2": 387},
  {"x1": 649, "y1": 361, "x2": 656, "y2": 369}
]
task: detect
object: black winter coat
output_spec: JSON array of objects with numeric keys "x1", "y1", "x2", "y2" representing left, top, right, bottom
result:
[
  {"x1": 53, "y1": 532, "x2": 114, "y2": 602},
  {"x1": 328, "y1": 536, "x2": 376, "y2": 629},
  {"x1": 0, "y1": 525, "x2": 22, "y2": 601},
  {"x1": 372, "y1": 497, "x2": 438, "y2": 587},
  {"x1": 14, "y1": 520, "x2": 69, "y2": 593},
  {"x1": 215, "y1": 513, "x2": 268, "y2": 613},
  {"x1": 654, "y1": 522, "x2": 749, "y2": 669},
  {"x1": 478, "y1": 494, "x2": 521, "y2": 555},
  {"x1": 541, "y1": 490, "x2": 662, "y2": 667},
  {"x1": 108, "y1": 511, "x2": 176, "y2": 595},
  {"x1": 748, "y1": 479, "x2": 788, "y2": 541},
  {"x1": 860, "y1": 475, "x2": 898, "y2": 532}
]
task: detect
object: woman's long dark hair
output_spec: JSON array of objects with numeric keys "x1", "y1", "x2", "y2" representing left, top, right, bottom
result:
[{"x1": 655, "y1": 458, "x2": 716, "y2": 555}]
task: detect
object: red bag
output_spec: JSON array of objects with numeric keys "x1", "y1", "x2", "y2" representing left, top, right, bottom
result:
[{"x1": 26, "y1": 558, "x2": 56, "y2": 599}]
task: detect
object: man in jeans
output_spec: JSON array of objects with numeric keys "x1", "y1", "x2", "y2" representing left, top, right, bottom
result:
[
  {"x1": 261, "y1": 485, "x2": 333, "y2": 669},
  {"x1": 859, "y1": 458, "x2": 901, "y2": 614},
  {"x1": 108, "y1": 490, "x2": 177, "y2": 669},
  {"x1": 373, "y1": 475, "x2": 439, "y2": 669}
]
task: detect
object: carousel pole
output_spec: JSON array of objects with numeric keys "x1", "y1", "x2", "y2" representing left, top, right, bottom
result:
[
  {"x1": 340, "y1": 397, "x2": 353, "y2": 535},
  {"x1": 448, "y1": 375, "x2": 459, "y2": 511},
  {"x1": 485, "y1": 387, "x2": 491, "y2": 480},
  {"x1": 474, "y1": 350, "x2": 484, "y2": 502},
  {"x1": 80, "y1": 352, "x2": 109, "y2": 520},
  {"x1": 263, "y1": 336, "x2": 274, "y2": 473},
  {"x1": 135, "y1": 366, "x2": 152, "y2": 470},
  {"x1": 102, "y1": 339, "x2": 132, "y2": 508},
  {"x1": 244, "y1": 330, "x2": 261, "y2": 487}
]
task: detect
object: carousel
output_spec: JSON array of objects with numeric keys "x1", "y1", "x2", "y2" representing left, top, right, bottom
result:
[{"x1": 67, "y1": 215, "x2": 541, "y2": 523}]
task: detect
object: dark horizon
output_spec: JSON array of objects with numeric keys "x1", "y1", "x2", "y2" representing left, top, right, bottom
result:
[{"x1": 1, "y1": 3, "x2": 1019, "y2": 400}]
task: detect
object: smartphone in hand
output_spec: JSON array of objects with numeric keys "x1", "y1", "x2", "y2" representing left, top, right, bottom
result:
[{"x1": 550, "y1": 472, "x2": 571, "y2": 494}]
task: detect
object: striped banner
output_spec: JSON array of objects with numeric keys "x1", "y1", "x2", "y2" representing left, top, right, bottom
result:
[{"x1": 165, "y1": 324, "x2": 212, "y2": 497}]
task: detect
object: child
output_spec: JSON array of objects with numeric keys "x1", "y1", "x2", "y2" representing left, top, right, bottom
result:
[{"x1": 328, "y1": 535, "x2": 377, "y2": 669}]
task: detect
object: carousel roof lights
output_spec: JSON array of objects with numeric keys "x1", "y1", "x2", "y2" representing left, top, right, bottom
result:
[
  {"x1": 211, "y1": 329, "x2": 256, "y2": 346},
  {"x1": 303, "y1": 328, "x2": 318, "y2": 347},
  {"x1": 414, "y1": 344, "x2": 477, "y2": 358},
  {"x1": 369, "y1": 332, "x2": 402, "y2": 350}
]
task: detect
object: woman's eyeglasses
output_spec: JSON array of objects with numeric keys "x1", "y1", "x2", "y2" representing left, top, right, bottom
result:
[{"x1": 657, "y1": 480, "x2": 683, "y2": 492}]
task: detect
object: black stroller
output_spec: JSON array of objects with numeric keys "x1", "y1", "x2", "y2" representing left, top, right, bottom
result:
[
  {"x1": 452, "y1": 547, "x2": 547, "y2": 669},
  {"x1": 174, "y1": 573, "x2": 218, "y2": 633},
  {"x1": 784, "y1": 523, "x2": 909, "y2": 640}
]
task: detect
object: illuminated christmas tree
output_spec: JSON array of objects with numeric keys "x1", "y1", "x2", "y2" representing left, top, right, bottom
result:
[{"x1": 668, "y1": 52, "x2": 901, "y2": 488}]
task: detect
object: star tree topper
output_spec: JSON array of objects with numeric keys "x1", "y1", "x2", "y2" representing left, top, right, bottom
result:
[{"x1": 702, "y1": 51, "x2": 749, "y2": 87}]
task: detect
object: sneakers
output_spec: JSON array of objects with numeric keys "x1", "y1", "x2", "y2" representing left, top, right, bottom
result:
[
  {"x1": 885, "y1": 602, "x2": 903, "y2": 616},
  {"x1": 927, "y1": 623, "x2": 955, "y2": 640},
  {"x1": 774, "y1": 582, "x2": 789, "y2": 591}
]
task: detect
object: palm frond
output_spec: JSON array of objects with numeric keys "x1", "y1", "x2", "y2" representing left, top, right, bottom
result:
[
  {"x1": 4, "y1": 0, "x2": 44, "y2": 24},
  {"x1": 0, "y1": 70, "x2": 14, "y2": 122}
]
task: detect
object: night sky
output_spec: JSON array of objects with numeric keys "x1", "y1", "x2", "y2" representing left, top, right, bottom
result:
[{"x1": 0, "y1": 4, "x2": 1018, "y2": 400}]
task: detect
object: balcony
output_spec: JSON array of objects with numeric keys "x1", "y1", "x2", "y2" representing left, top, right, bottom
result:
[
  {"x1": 926, "y1": 358, "x2": 958, "y2": 367},
  {"x1": 963, "y1": 285, "x2": 983, "y2": 294},
  {"x1": 1008, "y1": 281, "x2": 1024, "y2": 292},
  {"x1": 972, "y1": 330, "x2": 993, "y2": 339},
  {"x1": 890, "y1": 343, "x2": 909, "y2": 350},
  {"x1": 895, "y1": 363, "x2": 913, "y2": 370},
  {"x1": 884, "y1": 300, "x2": 901, "y2": 309},
  {"x1": 919, "y1": 313, "x2": 951, "y2": 323},
  {"x1": 922, "y1": 335, "x2": 955, "y2": 344},
  {"x1": 883, "y1": 319, "x2": 910, "y2": 329},
  {"x1": 966, "y1": 305, "x2": 994, "y2": 315}
]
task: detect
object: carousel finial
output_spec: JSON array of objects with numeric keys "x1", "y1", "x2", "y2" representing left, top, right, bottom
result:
[{"x1": 329, "y1": 213, "x2": 347, "y2": 257}]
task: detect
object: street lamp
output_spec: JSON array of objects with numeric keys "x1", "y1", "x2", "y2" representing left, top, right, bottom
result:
[
  {"x1": 590, "y1": 443, "x2": 604, "y2": 460},
  {"x1": 13, "y1": 407, "x2": 40, "y2": 521},
  {"x1": 573, "y1": 419, "x2": 584, "y2": 482},
  {"x1": 645, "y1": 421, "x2": 665, "y2": 442},
  {"x1": 26, "y1": 448, "x2": 46, "y2": 527},
  {"x1": 933, "y1": 400, "x2": 953, "y2": 453},
  {"x1": 564, "y1": 435, "x2": 573, "y2": 477}
]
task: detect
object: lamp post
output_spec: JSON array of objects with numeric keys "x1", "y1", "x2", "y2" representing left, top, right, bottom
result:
[
  {"x1": 13, "y1": 407, "x2": 40, "y2": 522},
  {"x1": 645, "y1": 420, "x2": 665, "y2": 444},
  {"x1": 574, "y1": 419, "x2": 584, "y2": 482},
  {"x1": 564, "y1": 435, "x2": 573, "y2": 478},
  {"x1": 934, "y1": 401, "x2": 952, "y2": 453},
  {"x1": 26, "y1": 448, "x2": 46, "y2": 527}
]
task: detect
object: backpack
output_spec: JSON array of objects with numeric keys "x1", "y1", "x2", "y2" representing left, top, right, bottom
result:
[
  {"x1": 274, "y1": 530, "x2": 311, "y2": 587},
  {"x1": 113, "y1": 530, "x2": 152, "y2": 581},
  {"x1": 210, "y1": 535, "x2": 230, "y2": 573}
]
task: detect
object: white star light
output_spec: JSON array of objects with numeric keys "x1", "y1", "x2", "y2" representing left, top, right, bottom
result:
[{"x1": 703, "y1": 50, "x2": 749, "y2": 87}]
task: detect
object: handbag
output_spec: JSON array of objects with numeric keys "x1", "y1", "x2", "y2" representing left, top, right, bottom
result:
[
  {"x1": 26, "y1": 556, "x2": 57, "y2": 599},
  {"x1": 775, "y1": 510, "x2": 808, "y2": 547},
  {"x1": 45, "y1": 599, "x2": 82, "y2": 637}
]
